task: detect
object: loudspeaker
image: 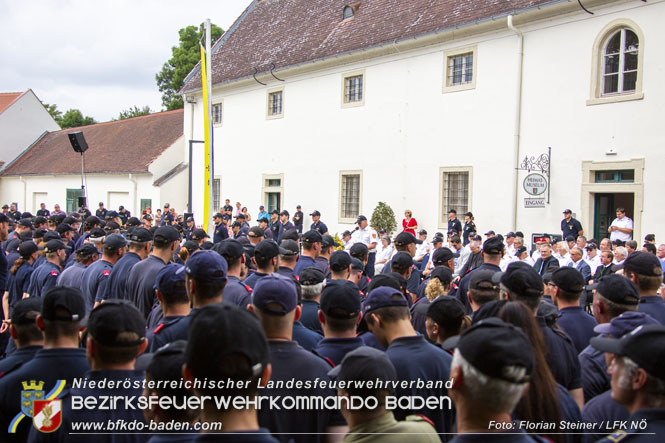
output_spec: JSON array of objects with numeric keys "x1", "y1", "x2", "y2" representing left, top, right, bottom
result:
[
  {"x1": 78, "y1": 197, "x2": 87, "y2": 208},
  {"x1": 68, "y1": 132, "x2": 88, "y2": 153},
  {"x1": 183, "y1": 212, "x2": 193, "y2": 221}
]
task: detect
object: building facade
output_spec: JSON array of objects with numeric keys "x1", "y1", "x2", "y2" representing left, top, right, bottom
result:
[{"x1": 182, "y1": 0, "x2": 664, "y2": 242}]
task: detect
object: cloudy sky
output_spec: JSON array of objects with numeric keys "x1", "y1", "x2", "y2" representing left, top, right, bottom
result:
[{"x1": 0, "y1": 0, "x2": 249, "y2": 122}]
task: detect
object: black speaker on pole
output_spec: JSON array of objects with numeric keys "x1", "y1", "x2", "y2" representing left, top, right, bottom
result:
[
  {"x1": 78, "y1": 197, "x2": 87, "y2": 208},
  {"x1": 68, "y1": 132, "x2": 88, "y2": 153},
  {"x1": 183, "y1": 212, "x2": 193, "y2": 221}
]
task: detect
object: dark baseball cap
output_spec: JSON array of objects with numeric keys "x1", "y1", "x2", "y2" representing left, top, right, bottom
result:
[
  {"x1": 255, "y1": 240, "x2": 287, "y2": 260},
  {"x1": 11, "y1": 298, "x2": 42, "y2": 326},
  {"x1": 422, "y1": 296, "x2": 465, "y2": 328},
  {"x1": 363, "y1": 286, "x2": 408, "y2": 315},
  {"x1": 153, "y1": 264, "x2": 187, "y2": 296},
  {"x1": 349, "y1": 242, "x2": 369, "y2": 258},
  {"x1": 464, "y1": 212, "x2": 473, "y2": 217},
  {"x1": 128, "y1": 227, "x2": 153, "y2": 243},
  {"x1": 191, "y1": 228, "x2": 209, "y2": 241},
  {"x1": 469, "y1": 269, "x2": 499, "y2": 291},
  {"x1": 551, "y1": 267, "x2": 585, "y2": 293},
  {"x1": 355, "y1": 215, "x2": 367, "y2": 224},
  {"x1": 585, "y1": 243, "x2": 597, "y2": 250},
  {"x1": 178, "y1": 250, "x2": 227, "y2": 282},
  {"x1": 563, "y1": 209, "x2": 572, "y2": 214},
  {"x1": 214, "y1": 239, "x2": 244, "y2": 262},
  {"x1": 41, "y1": 286, "x2": 86, "y2": 322},
  {"x1": 309, "y1": 210, "x2": 321, "y2": 217},
  {"x1": 248, "y1": 226, "x2": 264, "y2": 238},
  {"x1": 321, "y1": 283, "x2": 361, "y2": 319},
  {"x1": 430, "y1": 266, "x2": 453, "y2": 285},
  {"x1": 87, "y1": 300, "x2": 146, "y2": 347},
  {"x1": 154, "y1": 225, "x2": 180, "y2": 242},
  {"x1": 33, "y1": 228, "x2": 47, "y2": 240},
  {"x1": 351, "y1": 258, "x2": 364, "y2": 272},
  {"x1": 328, "y1": 347, "x2": 397, "y2": 393},
  {"x1": 126, "y1": 217, "x2": 141, "y2": 227},
  {"x1": 500, "y1": 262, "x2": 544, "y2": 298},
  {"x1": 103, "y1": 221, "x2": 120, "y2": 232},
  {"x1": 88, "y1": 228, "x2": 105, "y2": 239},
  {"x1": 106, "y1": 210, "x2": 119, "y2": 218},
  {"x1": 279, "y1": 239, "x2": 299, "y2": 256},
  {"x1": 594, "y1": 274, "x2": 640, "y2": 305},
  {"x1": 270, "y1": 209, "x2": 279, "y2": 215},
  {"x1": 321, "y1": 234, "x2": 340, "y2": 249},
  {"x1": 418, "y1": 229, "x2": 427, "y2": 236},
  {"x1": 299, "y1": 267, "x2": 326, "y2": 285},
  {"x1": 482, "y1": 237, "x2": 504, "y2": 254},
  {"x1": 432, "y1": 236, "x2": 443, "y2": 245},
  {"x1": 18, "y1": 219, "x2": 33, "y2": 228},
  {"x1": 279, "y1": 210, "x2": 290, "y2": 217},
  {"x1": 593, "y1": 311, "x2": 660, "y2": 339},
  {"x1": 182, "y1": 241, "x2": 200, "y2": 252},
  {"x1": 76, "y1": 243, "x2": 98, "y2": 257},
  {"x1": 104, "y1": 233, "x2": 128, "y2": 250},
  {"x1": 187, "y1": 304, "x2": 269, "y2": 379},
  {"x1": 366, "y1": 274, "x2": 401, "y2": 293},
  {"x1": 590, "y1": 324, "x2": 665, "y2": 381},
  {"x1": 186, "y1": 217, "x2": 195, "y2": 223},
  {"x1": 258, "y1": 216, "x2": 269, "y2": 223},
  {"x1": 391, "y1": 252, "x2": 414, "y2": 273},
  {"x1": 394, "y1": 232, "x2": 422, "y2": 247},
  {"x1": 515, "y1": 246, "x2": 527, "y2": 256},
  {"x1": 253, "y1": 273, "x2": 298, "y2": 315},
  {"x1": 302, "y1": 230, "x2": 322, "y2": 244},
  {"x1": 135, "y1": 340, "x2": 188, "y2": 396},
  {"x1": 19, "y1": 241, "x2": 38, "y2": 258},
  {"x1": 43, "y1": 239, "x2": 66, "y2": 253},
  {"x1": 622, "y1": 251, "x2": 663, "y2": 277},
  {"x1": 506, "y1": 232, "x2": 516, "y2": 239},
  {"x1": 330, "y1": 250, "x2": 352, "y2": 272},
  {"x1": 457, "y1": 317, "x2": 534, "y2": 383},
  {"x1": 433, "y1": 247, "x2": 457, "y2": 265},
  {"x1": 342, "y1": 230, "x2": 352, "y2": 237},
  {"x1": 213, "y1": 212, "x2": 223, "y2": 219}
]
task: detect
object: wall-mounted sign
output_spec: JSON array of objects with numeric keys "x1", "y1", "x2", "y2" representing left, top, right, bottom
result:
[
  {"x1": 524, "y1": 198, "x2": 546, "y2": 208},
  {"x1": 523, "y1": 173, "x2": 547, "y2": 196}
]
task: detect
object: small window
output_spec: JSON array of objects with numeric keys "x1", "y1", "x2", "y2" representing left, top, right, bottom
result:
[
  {"x1": 267, "y1": 179, "x2": 281, "y2": 187},
  {"x1": 339, "y1": 171, "x2": 362, "y2": 222},
  {"x1": 439, "y1": 167, "x2": 472, "y2": 228},
  {"x1": 212, "y1": 178, "x2": 221, "y2": 211},
  {"x1": 262, "y1": 174, "x2": 284, "y2": 213},
  {"x1": 594, "y1": 169, "x2": 634, "y2": 183},
  {"x1": 343, "y1": 6, "x2": 354, "y2": 20},
  {"x1": 140, "y1": 199, "x2": 152, "y2": 213},
  {"x1": 66, "y1": 188, "x2": 83, "y2": 214},
  {"x1": 443, "y1": 46, "x2": 477, "y2": 93},
  {"x1": 267, "y1": 89, "x2": 283, "y2": 118},
  {"x1": 212, "y1": 102, "x2": 223, "y2": 126},
  {"x1": 341, "y1": 70, "x2": 365, "y2": 108}
]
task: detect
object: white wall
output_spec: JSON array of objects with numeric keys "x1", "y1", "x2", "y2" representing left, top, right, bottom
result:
[
  {"x1": 185, "y1": 0, "x2": 664, "y2": 241},
  {"x1": 0, "y1": 90, "x2": 60, "y2": 166}
]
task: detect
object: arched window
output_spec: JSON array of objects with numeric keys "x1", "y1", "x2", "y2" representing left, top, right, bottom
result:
[
  {"x1": 343, "y1": 6, "x2": 354, "y2": 20},
  {"x1": 602, "y1": 28, "x2": 638, "y2": 95},
  {"x1": 588, "y1": 19, "x2": 644, "y2": 105}
]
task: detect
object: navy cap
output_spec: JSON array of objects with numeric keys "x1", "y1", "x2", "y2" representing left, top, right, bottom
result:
[
  {"x1": 87, "y1": 300, "x2": 146, "y2": 347},
  {"x1": 432, "y1": 236, "x2": 443, "y2": 245},
  {"x1": 11, "y1": 298, "x2": 42, "y2": 325},
  {"x1": 482, "y1": 237, "x2": 504, "y2": 254},
  {"x1": 178, "y1": 250, "x2": 227, "y2": 282},
  {"x1": 506, "y1": 232, "x2": 516, "y2": 238},
  {"x1": 342, "y1": 230, "x2": 352, "y2": 237},
  {"x1": 18, "y1": 219, "x2": 33, "y2": 228},
  {"x1": 500, "y1": 263, "x2": 543, "y2": 298},
  {"x1": 126, "y1": 217, "x2": 141, "y2": 227},
  {"x1": 182, "y1": 240, "x2": 200, "y2": 253},
  {"x1": 279, "y1": 210, "x2": 289, "y2": 217},
  {"x1": 423, "y1": 296, "x2": 465, "y2": 328},
  {"x1": 433, "y1": 247, "x2": 457, "y2": 265},
  {"x1": 88, "y1": 228, "x2": 105, "y2": 239},
  {"x1": 563, "y1": 209, "x2": 572, "y2": 214},
  {"x1": 186, "y1": 217, "x2": 195, "y2": 223},
  {"x1": 594, "y1": 274, "x2": 640, "y2": 305},
  {"x1": 484, "y1": 230, "x2": 496, "y2": 236},
  {"x1": 214, "y1": 239, "x2": 244, "y2": 261},
  {"x1": 248, "y1": 226, "x2": 264, "y2": 238},
  {"x1": 515, "y1": 246, "x2": 527, "y2": 256},
  {"x1": 351, "y1": 258, "x2": 364, "y2": 272},
  {"x1": 270, "y1": 209, "x2": 279, "y2": 215},
  {"x1": 321, "y1": 234, "x2": 340, "y2": 249},
  {"x1": 255, "y1": 240, "x2": 287, "y2": 260},
  {"x1": 19, "y1": 241, "x2": 38, "y2": 258},
  {"x1": 622, "y1": 251, "x2": 663, "y2": 277},
  {"x1": 585, "y1": 243, "x2": 597, "y2": 250},
  {"x1": 363, "y1": 286, "x2": 408, "y2": 315},
  {"x1": 213, "y1": 212, "x2": 223, "y2": 219},
  {"x1": 42, "y1": 286, "x2": 86, "y2": 322},
  {"x1": 458, "y1": 318, "x2": 534, "y2": 383},
  {"x1": 279, "y1": 239, "x2": 299, "y2": 256},
  {"x1": 43, "y1": 239, "x2": 66, "y2": 253},
  {"x1": 469, "y1": 269, "x2": 499, "y2": 291},
  {"x1": 593, "y1": 311, "x2": 660, "y2": 339},
  {"x1": 253, "y1": 273, "x2": 298, "y2": 315},
  {"x1": 391, "y1": 252, "x2": 414, "y2": 272},
  {"x1": 76, "y1": 243, "x2": 98, "y2": 256},
  {"x1": 309, "y1": 210, "x2": 321, "y2": 217},
  {"x1": 430, "y1": 266, "x2": 453, "y2": 285},
  {"x1": 349, "y1": 242, "x2": 369, "y2": 258},
  {"x1": 366, "y1": 274, "x2": 401, "y2": 293},
  {"x1": 355, "y1": 215, "x2": 367, "y2": 224},
  {"x1": 551, "y1": 267, "x2": 585, "y2": 293},
  {"x1": 154, "y1": 264, "x2": 187, "y2": 296},
  {"x1": 321, "y1": 283, "x2": 361, "y2": 319},
  {"x1": 128, "y1": 227, "x2": 153, "y2": 243},
  {"x1": 394, "y1": 232, "x2": 422, "y2": 247},
  {"x1": 591, "y1": 324, "x2": 665, "y2": 381},
  {"x1": 299, "y1": 267, "x2": 326, "y2": 285},
  {"x1": 302, "y1": 230, "x2": 322, "y2": 244},
  {"x1": 258, "y1": 216, "x2": 270, "y2": 223},
  {"x1": 154, "y1": 225, "x2": 180, "y2": 242},
  {"x1": 103, "y1": 221, "x2": 120, "y2": 232},
  {"x1": 191, "y1": 228, "x2": 209, "y2": 241},
  {"x1": 328, "y1": 347, "x2": 397, "y2": 392},
  {"x1": 330, "y1": 250, "x2": 352, "y2": 272},
  {"x1": 106, "y1": 210, "x2": 119, "y2": 218},
  {"x1": 104, "y1": 233, "x2": 128, "y2": 250}
]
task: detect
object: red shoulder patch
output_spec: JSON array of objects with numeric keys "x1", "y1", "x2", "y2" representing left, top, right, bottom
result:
[
  {"x1": 50, "y1": 270, "x2": 58, "y2": 276},
  {"x1": 153, "y1": 323, "x2": 165, "y2": 334},
  {"x1": 415, "y1": 414, "x2": 435, "y2": 427},
  {"x1": 102, "y1": 270, "x2": 110, "y2": 276},
  {"x1": 244, "y1": 284, "x2": 253, "y2": 293},
  {"x1": 295, "y1": 275, "x2": 299, "y2": 281}
]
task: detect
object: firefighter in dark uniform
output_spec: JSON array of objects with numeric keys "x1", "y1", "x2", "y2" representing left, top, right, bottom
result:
[
  {"x1": 269, "y1": 210, "x2": 280, "y2": 239},
  {"x1": 258, "y1": 216, "x2": 273, "y2": 240},
  {"x1": 213, "y1": 212, "x2": 229, "y2": 243},
  {"x1": 293, "y1": 205, "x2": 304, "y2": 234},
  {"x1": 447, "y1": 209, "x2": 462, "y2": 235},
  {"x1": 146, "y1": 264, "x2": 189, "y2": 347},
  {"x1": 0, "y1": 298, "x2": 43, "y2": 378},
  {"x1": 214, "y1": 239, "x2": 252, "y2": 308},
  {"x1": 183, "y1": 216, "x2": 195, "y2": 241},
  {"x1": 310, "y1": 210, "x2": 328, "y2": 235},
  {"x1": 462, "y1": 212, "x2": 477, "y2": 246},
  {"x1": 28, "y1": 239, "x2": 67, "y2": 297},
  {"x1": 95, "y1": 202, "x2": 107, "y2": 219}
]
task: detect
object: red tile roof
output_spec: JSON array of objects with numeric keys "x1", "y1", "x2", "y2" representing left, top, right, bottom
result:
[
  {"x1": 1, "y1": 110, "x2": 183, "y2": 176},
  {"x1": 181, "y1": 0, "x2": 560, "y2": 93},
  {"x1": 0, "y1": 91, "x2": 26, "y2": 115}
]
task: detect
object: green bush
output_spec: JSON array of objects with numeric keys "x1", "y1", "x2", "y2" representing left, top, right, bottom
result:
[{"x1": 371, "y1": 202, "x2": 397, "y2": 236}]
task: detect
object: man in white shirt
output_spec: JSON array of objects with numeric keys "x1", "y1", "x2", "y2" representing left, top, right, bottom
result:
[
  {"x1": 414, "y1": 230, "x2": 430, "y2": 264},
  {"x1": 584, "y1": 243, "x2": 601, "y2": 275},
  {"x1": 613, "y1": 246, "x2": 628, "y2": 265},
  {"x1": 505, "y1": 232, "x2": 516, "y2": 257},
  {"x1": 351, "y1": 215, "x2": 378, "y2": 277},
  {"x1": 608, "y1": 207, "x2": 633, "y2": 242}
]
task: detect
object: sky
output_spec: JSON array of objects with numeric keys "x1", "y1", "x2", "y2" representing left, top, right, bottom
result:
[{"x1": 0, "y1": 0, "x2": 250, "y2": 122}]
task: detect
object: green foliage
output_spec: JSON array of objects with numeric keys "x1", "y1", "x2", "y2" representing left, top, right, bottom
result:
[
  {"x1": 116, "y1": 105, "x2": 152, "y2": 120},
  {"x1": 370, "y1": 202, "x2": 397, "y2": 236},
  {"x1": 59, "y1": 109, "x2": 97, "y2": 129},
  {"x1": 156, "y1": 23, "x2": 224, "y2": 111},
  {"x1": 43, "y1": 103, "x2": 62, "y2": 123}
]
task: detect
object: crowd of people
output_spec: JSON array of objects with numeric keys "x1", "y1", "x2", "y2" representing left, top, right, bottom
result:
[{"x1": 0, "y1": 200, "x2": 663, "y2": 442}]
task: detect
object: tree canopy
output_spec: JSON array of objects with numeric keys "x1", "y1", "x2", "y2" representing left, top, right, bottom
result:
[
  {"x1": 117, "y1": 105, "x2": 152, "y2": 120},
  {"x1": 156, "y1": 23, "x2": 223, "y2": 111},
  {"x1": 43, "y1": 103, "x2": 96, "y2": 129}
]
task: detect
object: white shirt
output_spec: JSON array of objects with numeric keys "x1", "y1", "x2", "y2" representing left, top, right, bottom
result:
[
  {"x1": 415, "y1": 242, "x2": 430, "y2": 260},
  {"x1": 506, "y1": 243, "x2": 516, "y2": 258},
  {"x1": 557, "y1": 254, "x2": 573, "y2": 268},
  {"x1": 585, "y1": 255, "x2": 601, "y2": 275},
  {"x1": 521, "y1": 256, "x2": 535, "y2": 266},
  {"x1": 531, "y1": 249, "x2": 542, "y2": 262},
  {"x1": 610, "y1": 216, "x2": 634, "y2": 242},
  {"x1": 500, "y1": 255, "x2": 518, "y2": 271},
  {"x1": 376, "y1": 244, "x2": 394, "y2": 263},
  {"x1": 351, "y1": 226, "x2": 378, "y2": 253}
]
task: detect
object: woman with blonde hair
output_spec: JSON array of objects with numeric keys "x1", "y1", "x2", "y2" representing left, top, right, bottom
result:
[{"x1": 402, "y1": 209, "x2": 418, "y2": 236}]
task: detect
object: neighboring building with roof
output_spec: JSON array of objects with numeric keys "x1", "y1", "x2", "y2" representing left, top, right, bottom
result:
[
  {"x1": 181, "y1": 0, "x2": 664, "y2": 242},
  {"x1": 0, "y1": 89, "x2": 60, "y2": 169},
  {"x1": 0, "y1": 109, "x2": 186, "y2": 216}
]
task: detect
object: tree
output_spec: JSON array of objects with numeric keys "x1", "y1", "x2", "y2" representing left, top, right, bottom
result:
[
  {"x1": 59, "y1": 109, "x2": 97, "y2": 129},
  {"x1": 117, "y1": 105, "x2": 152, "y2": 120},
  {"x1": 43, "y1": 103, "x2": 62, "y2": 123},
  {"x1": 156, "y1": 23, "x2": 223, "y2": 111},
  {"x1": 371, "y1": 202, "x2": 397, "y2": 236}
]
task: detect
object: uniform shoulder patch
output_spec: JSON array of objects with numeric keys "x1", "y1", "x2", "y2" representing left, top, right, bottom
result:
[
  {"x1": 406, "y1": 414, "x2": 435, "y2": 427},
  {"x1": 153, "y1": 323, "x2": 165, "y2": 334},
  {"x1": 50, "y1": 270, "x2": 58, "y2": 276},
  {"x1": 243, "y1": 284, "x2": 253, "y2": 293},
  {"x1": 102, "y1": 270, "x2": 110, "y2": 276}
]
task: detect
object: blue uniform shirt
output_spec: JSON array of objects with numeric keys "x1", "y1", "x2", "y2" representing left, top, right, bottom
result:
[
  {"x1": 8, "y1": 262, "x2": 34, "y2": 309},
  {"x1": 313, "y1": 336, "x2": 364, "y2": 366},
  {"x1": 28, "y1": 261, "x2": 61, "y2": 298},
  {"x1": 579, "y1": 341, "x2": 610, "y2": 402},
  {"x1": 0, "y1": 345, "x2": 42, "y2": 378},
  {"x1": 538, "y1": 316, "x2": 582, "y2": 391},
  {"x1": 582, "y1": 390, "x2": 629, "y2": 443},
  {"x1": 80, "y1": 258, "x2": 113, "y2": 313},
  {"x1": 56, "y1": 262, "x2": 87, "y2": 289},
  {"x1": 146, "y1": 315, "x2": 185, "y2": 350},
  {"x1": 126, "y1": 255, "x2": 168, "y2": 318},
  {"x1": 149, "y1": 308, "x2": 198, "y2": 352},
  {"x1": 293, "y1": 255, "x2": 317, "y2": 277},
  {"x1": 103, "y1": 251, "x2": 141, "y2": 301},
  {"x1": 596, "y1": 408, "x2": 665, "y2": 443},
  {"x1": 638, "y1": 295, "x2": 665, "y2": 324},
  {"x1": 0, "y1": 244, "x2": 8, "y2": 292},
  {"x1": 310, "y1": 221, "x2": 328, "y2": 235},
  {"x1": 222, "y1": 276, "x2": 252, "y2": 308},
  {"x1": 292, "y1": 321, "x2": 322, "y2": 351},
  {"x1": 300, "y1": 300, "x2": 323, "y2": 334},
  {"x1": 213, "y1": 223, "x2": 229, "y2": 243},
  {"x1": 277, "y1": 221, "x2": 294, "y2": 243},
  {"x1": 243, "y1": 271, "x2": 269, "y2": 290},
  {"x1": 557, "y1": 306, "x2": 598, "y2": 353}
]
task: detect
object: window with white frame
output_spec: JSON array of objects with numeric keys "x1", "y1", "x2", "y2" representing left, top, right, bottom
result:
[
  {"x1": 602, "y1": 28, "x2": 638, "y2": 95},
  {"x1": 213, "y1": 178, "x2": 221, "y2": 211},
  {"x1": 339, "y1": 171, "x2": 362, "y2": 221},
  {"x1": 588, "y1": 20, "x2": 644, "y2": 105},
  {"x1": 212, "y1": 103, "x2": 222, "y2": 126},
  {"x1": 439, "y1": 168, "x2": 472, "y2": 227},
  {"x1": 342, "y1": 70, "x2": 365, "y2": 107},
  {"x1": 443, "y1": 46, "x2": 477, "y2": 93},
  {"x1": 267, "y1": 89, "x2": 283, "y2": 118}
]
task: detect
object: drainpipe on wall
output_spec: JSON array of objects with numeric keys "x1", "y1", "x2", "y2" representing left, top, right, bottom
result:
[
  {"x1": 129, "y1": 173, "x2": 137, "y2": 214},
  {"x1": 19, "y1": 175, "x2": 27, "y2": 211},
  {"x1": 507, "y1": 15, "x2": 524, "y2": 231}
]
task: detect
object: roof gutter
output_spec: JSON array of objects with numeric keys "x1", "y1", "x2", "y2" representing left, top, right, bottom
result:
[{"x1": 507, "y1": 14, "x2": 524, "y2": 232}]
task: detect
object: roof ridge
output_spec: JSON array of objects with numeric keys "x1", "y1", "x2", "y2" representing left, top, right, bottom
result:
[{"x1": 56, "y1": 108, "x2": 184, "y2": 133}]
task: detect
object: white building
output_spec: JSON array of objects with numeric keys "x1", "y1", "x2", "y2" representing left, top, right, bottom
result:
[
  {"x1": 0, "y1": 89, "x2": 60, "y2": 168},
  {"x1": 0, "y1": 110, "x2": 188, "y2": 216},
  {"x1": 181, "y1": 0, "x2": 664, "y2": 243}
]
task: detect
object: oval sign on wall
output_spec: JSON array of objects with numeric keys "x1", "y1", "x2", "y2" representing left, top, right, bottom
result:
[{"x1": 523, "y1": 173, "x2": 547, "y2": 196}]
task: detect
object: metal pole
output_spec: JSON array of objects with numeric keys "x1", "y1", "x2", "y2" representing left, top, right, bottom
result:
[
  {"x1": 188, "y1": 140, "x2": 204, "y2": 214},
  {"x1": 205, "y1": 18, "x2": 214, "y2": 227}
]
